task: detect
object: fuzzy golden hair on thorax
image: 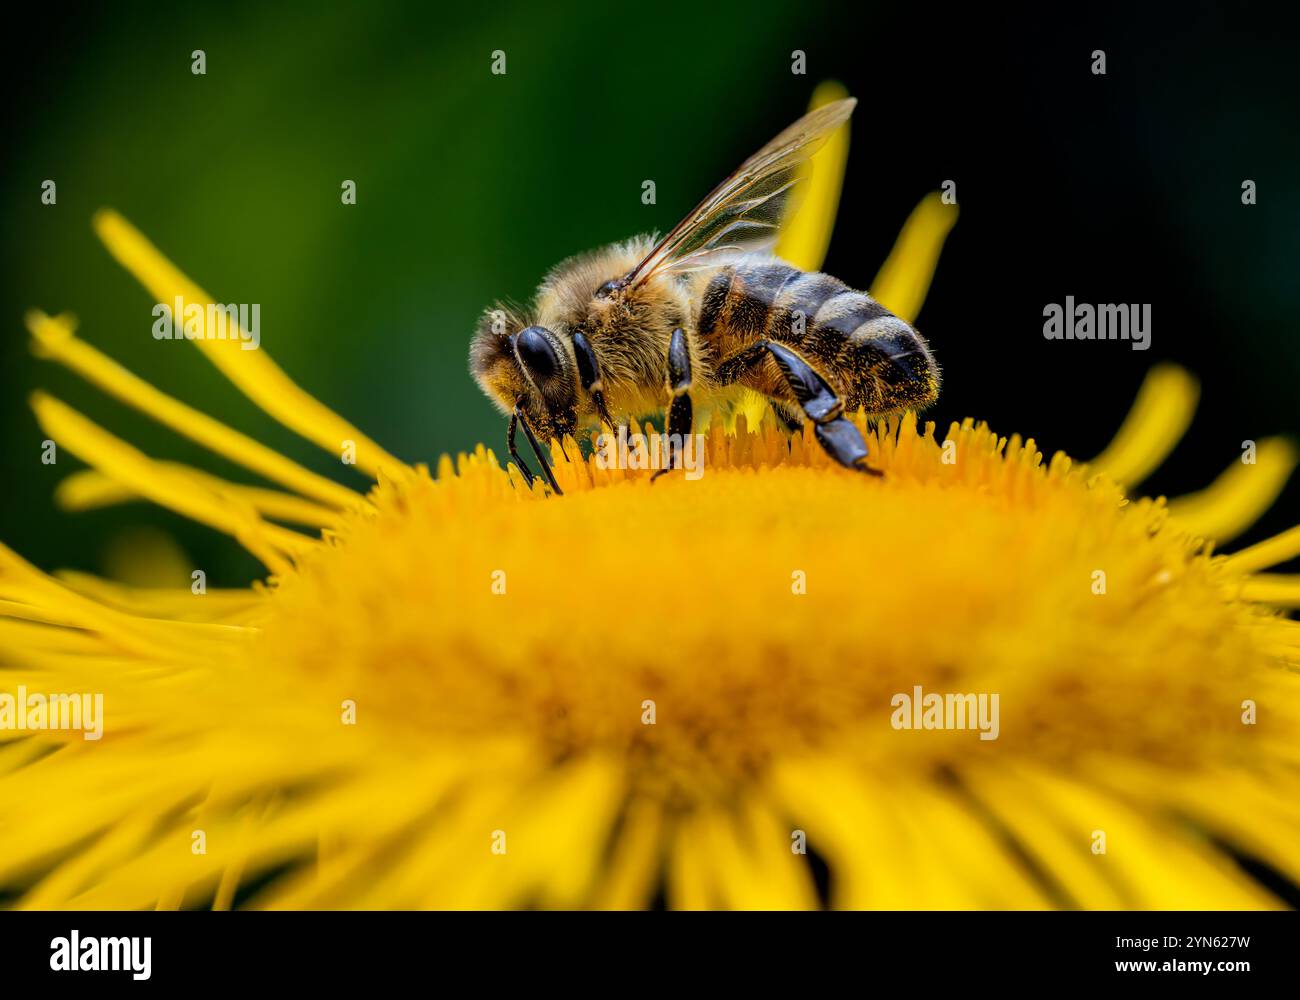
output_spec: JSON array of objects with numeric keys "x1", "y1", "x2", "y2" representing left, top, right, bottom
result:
[
  {"x1": 535, "y1": 237, "x2": 697, "y2": 421},
  {"x1": 532, "y1": 236, "x2": 656, "y2": 328}
]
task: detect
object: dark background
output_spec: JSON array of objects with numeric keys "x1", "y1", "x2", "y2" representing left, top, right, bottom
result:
[{"x1": 2, "y1": 0, "x2": 1297, "y2": 587}]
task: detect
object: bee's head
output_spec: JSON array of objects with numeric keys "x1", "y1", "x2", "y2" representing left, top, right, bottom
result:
[{"x1": 469, "y1": 307, "x2": 578, "y2": 444}]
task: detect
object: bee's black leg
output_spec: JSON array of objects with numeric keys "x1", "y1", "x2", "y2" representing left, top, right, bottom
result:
[
  {"x1": 716, "y1": 340, "x2": 881, "y2": 476},
  {"x1": 766, "y1": 341, "x2": 881, "y2": 475},
  {"x1": 651, "y1": 328, "x2": 693, "y2": 484},
  {"x1": 506, "y1": 410, "x2": 536, "y2": 487},
  {"x1": 572, "y1": 330, "x2": 616, "y2": 433},
  {"x1": 513, "y1": 406, "x2": 563, "y2": 495}
]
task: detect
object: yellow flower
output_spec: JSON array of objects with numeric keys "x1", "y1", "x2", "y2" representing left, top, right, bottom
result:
[{"x1": 3, "y1": 88, "x2": 1300, "y2": 911}]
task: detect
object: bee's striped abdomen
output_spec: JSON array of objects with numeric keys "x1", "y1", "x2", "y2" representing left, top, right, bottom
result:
[
  {"x1": 699, "y1": 261, "x2": 838, "y2": 343},
  {"x1": 697, "y1": 259, "x2": 939, "y2": 414},
  {"x1": 803, "y1": 284, "x2": 939, "y2": 412}
]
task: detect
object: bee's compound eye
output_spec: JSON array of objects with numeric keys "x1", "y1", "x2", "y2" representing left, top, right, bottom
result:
[
  {"x1": 594, "y1": 279, "x2": 620, "y2": 299},
  {"x1": 514, "y1": 326, "x2": 559, "y2": 383}
]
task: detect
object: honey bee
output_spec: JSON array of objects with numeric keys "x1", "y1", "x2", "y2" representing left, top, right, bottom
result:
[{"x1": 469, "y1": 97, "x2": 939, "y2": 494}]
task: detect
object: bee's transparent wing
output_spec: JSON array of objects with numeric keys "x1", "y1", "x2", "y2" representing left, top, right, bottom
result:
[{"x1": 624, "y1": 97, "x2": 856, "y2": 286}]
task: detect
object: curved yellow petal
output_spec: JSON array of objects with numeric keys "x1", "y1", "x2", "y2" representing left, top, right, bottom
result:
[
  {"x1": 29, "y1": 311, "x2": 365, "y2": 513},
  {"x1": 0, "y1": 542, "x2": 232, "y2": 661},
  {"x1": 1088, "y1": 364, "x2": 1199, "y2": 489},
  {"x1": 56, "y1": 467, "x2": 339, "y2": 529},
  {"x1": 590, "y1": 796, "x2": 663, "y2": 910},
  {"x1": 1004, "y1": 764, "x2": 1279, "y2": 909},
  {"x1": 691, "y1": 797, "x2": 818, "y2": 909},
  {"x1": 1237, "y1": 573, "x2": 1300, "y2": 608},
  {"x1": 774, "y1": 81, "x2": 852, "y2": 273},
  {"x1": 19, "y1": 815, "x2": 156, "y2": 910},
  {"x1": 668, "y1": 810, "x2": 719, "y2": 910},
  {"x1": 1225, "y1": 524, "x2": 1300, "y2": 574},
  {"x1": 54, "y1": 569, "x2": 262, "y2": 622},
  {"x1": 869, "y1": 192, "x2": 959, "y2": 323},
  {"x1": 90, "y1": 210, "x2": 409, "y2": 482},
  {"x1": 30, "y1": 391, "x2": 305, "y2": 573},
  {"x1": 1167, "y1": 436, "x2": 1298, "y2": 543}
]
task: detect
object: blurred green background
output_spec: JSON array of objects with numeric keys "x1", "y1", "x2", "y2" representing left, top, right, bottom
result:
[{"x1": 3, "y1": 0, "x2": 1298, "y2": 587}]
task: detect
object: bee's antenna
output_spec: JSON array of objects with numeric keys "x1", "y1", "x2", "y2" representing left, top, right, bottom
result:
[{"x1": 513, "y1": 406, "x2": 564, "y2": 496}]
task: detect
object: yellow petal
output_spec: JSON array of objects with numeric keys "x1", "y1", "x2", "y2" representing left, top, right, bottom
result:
[
  {"x1": 1009, "y1": 764, "x2": 1281, "y2": 909},
  {"x1": 29, "y1": 311, "x2": 365, "y2": 513},
  {"x1": 869, "y1": 192, "x2": 959, "y2": 323},
  {"x1": 30, "y1": 391, "x2": 305, "y2": 574},
  {"x1": 56, "y1": 467, "x2": 339, "y2": 529},
  {"x1": 963, "y1": 766, "x2": 1125, "y2": 908},
  {"x1": 1088, "y1": 364, "x2": 1199, "y2": 489},
  {"x1": 54, "y1": 569, "x2": 262, "y2": 623},
  {"x1": 1234, "y1": 573, "x2": 1300, "y2": 607},
  {"x1": 1224, "y1": 523, "x2": 1300, "y2": 574},
  {"x1": 0, "y1": 542, "x2": 218, "y2": 660},
  {"x1": 90, "y1": 211, "x2": 409, "y2": 482},
  {"x1": 691, "y1": 796, "x2": 818, "y2": 909},
  {"x1": 1167, "y1": 437, "x2": 1298, "y2": 543},
  {"x1": 590, "y1": 796, "x2": 664, "y2": 910},
  {"x1": 668, "y1": 810, "x2": 720, "y2": 910},
  {"x1": 774, "y1": 81, "x2": 852, "y2": 273}
]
